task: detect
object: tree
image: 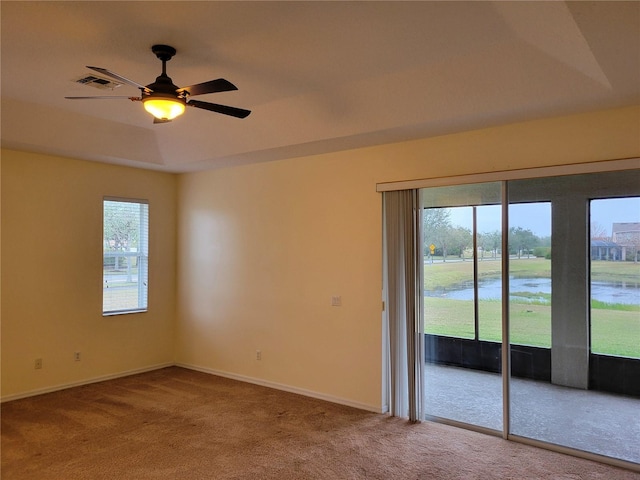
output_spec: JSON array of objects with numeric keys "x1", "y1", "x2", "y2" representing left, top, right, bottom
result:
[
  {"x1": 590, "y1": 222, "x2": 610, "y2": 241},
  {"x1": 509, "y1": 227, "x2": 538, "y2": 258},
  {"x1": 104, "y1": 202, "x2": 140, "y2": 272},
  {"x1": 448, "y1": 226, "x2": 473, "y2": 260},
  {"x1": 479, "y1": 230, "x2": 501, "y2": 259},
  {"x1": 423, "y1": 208, "x2": 452, "y2": 260}
]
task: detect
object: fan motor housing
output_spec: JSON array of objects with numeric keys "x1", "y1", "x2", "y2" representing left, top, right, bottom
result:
[{"x1": 146, "y1": 75, "x2": 180, "y2": 96}]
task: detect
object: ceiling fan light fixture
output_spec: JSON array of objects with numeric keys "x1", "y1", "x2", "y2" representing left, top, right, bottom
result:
[
  {"x1": 142, "y1": 95, "x2": 185, "y2": 120},
  {"x1": 67, "y1": 45, "x2": 250, "y2": 122}
]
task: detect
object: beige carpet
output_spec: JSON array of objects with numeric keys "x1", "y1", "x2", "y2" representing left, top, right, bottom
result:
[{"x1": 1, "y1": 367, "x2": 638, "y2": 479}]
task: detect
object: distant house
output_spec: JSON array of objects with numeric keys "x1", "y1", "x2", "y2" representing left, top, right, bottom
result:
[
  {"x1": 612, "y1": 222, "x2": 640, "y2": 244},
  {"x1": 612, "y1": 222, "x2": 640, "y2": 261},
  {"x1": 591, "y1": 240, "x2": 623, "y2": 261},
  {"x1": 592, "y1": 223, "x2": 640, "y2": 261}
]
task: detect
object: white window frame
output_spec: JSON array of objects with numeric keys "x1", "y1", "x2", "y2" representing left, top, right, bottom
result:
[{"x1": 102, "y1": 197, "x2": 149, "y2": 316}]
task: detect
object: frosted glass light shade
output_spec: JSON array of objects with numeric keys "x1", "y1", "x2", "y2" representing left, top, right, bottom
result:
[{"x1": 143, "y1": 97, "x2": 185, "y2": 120}]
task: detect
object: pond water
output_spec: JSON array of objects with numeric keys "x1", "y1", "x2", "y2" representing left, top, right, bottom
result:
[{"x1": 425, "y1": 277, "x2": 640, "y2": 305}]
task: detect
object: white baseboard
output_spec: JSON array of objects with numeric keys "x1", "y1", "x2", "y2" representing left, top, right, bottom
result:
[
  {"x1": 0, "y1": 362, "x2": 174, "y2": 403},
  {"x1": 2, "y1": 362, "x2": 385, "y2": 415},
  {"x1": 176, "y1": 362, "x2": 384, "y2": 414}
]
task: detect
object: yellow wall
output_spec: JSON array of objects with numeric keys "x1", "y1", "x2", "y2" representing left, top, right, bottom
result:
[
  {"x1": 1, "y1": 150, "x2": 177, "y2": 399},
  {"x1": 175, "y1": 106, "x2": 639, "y2": 411},
  {"x1": 2, "y1": 106, "x2": 638, "y2": 404}
]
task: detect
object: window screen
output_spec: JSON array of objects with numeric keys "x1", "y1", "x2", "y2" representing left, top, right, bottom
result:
[{"x1": 103, "y1": 198, "x2": 149, "y2": 315}]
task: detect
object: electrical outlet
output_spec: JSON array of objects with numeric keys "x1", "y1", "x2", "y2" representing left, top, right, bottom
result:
[
  {"x1": 74, "y1": 351, "x2": 81, "y2": 362},
  {"x1": 256, "y1": 350, "x2": 262, "y2": 361},
  {"x1": 35, "y1": 358, "x2": 43, "y2": 369}
]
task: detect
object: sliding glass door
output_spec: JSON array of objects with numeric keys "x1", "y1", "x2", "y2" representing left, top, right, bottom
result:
[
  {"x1": 420, "y1": 168, "x2": 640, "y2": 465},
  {"x1": 422, "y1": 183, "x2": 503, "y2": 431},
  {"x1": 506, "y1": 172, "x2": 640, "y2": 463}
]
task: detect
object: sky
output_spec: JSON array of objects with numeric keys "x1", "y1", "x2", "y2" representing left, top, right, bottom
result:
[{"x1": 448, "y1": 197, "x2": 640, "y2": 238}]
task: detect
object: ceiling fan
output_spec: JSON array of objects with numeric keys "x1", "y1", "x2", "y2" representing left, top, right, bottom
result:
[{"x1": 65, "y1": 44, "x2": 251, "y2": 123}]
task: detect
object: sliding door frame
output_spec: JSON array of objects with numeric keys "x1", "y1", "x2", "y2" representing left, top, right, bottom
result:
[{"x1": 378, "y1": 157, "x2": 640, "y2": 472}]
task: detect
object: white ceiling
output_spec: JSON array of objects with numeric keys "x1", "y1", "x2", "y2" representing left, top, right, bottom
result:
[{"x1": 2, "y1": 1, "x2": 639, "y2": 173}]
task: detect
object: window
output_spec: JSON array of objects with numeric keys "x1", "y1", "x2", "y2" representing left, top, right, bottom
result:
[
  {"x1": 103, "y1": 198, "x2": 149, "y2": 315},
  {"x1": 422, "y1": 182, "x2": 503, "y2": 346},
  {"x1": 590, "y1": 197, "x2": 640, "y2": 359},
  {"x1": 506, "y1": 202, "x2": 551, "y2": 348}
]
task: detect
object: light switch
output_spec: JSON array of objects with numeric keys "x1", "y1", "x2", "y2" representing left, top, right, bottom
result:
[{"x1": 331, "y1": 295, "x2": 342, "y2": 307}]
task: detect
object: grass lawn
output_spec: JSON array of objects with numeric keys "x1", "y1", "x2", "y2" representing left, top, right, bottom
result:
[
  {"x1": 591, "y1": 309, "x2": 640, "y2": 358},
  {"x1": 424, "y1": 258, "x2": 640, "y2": 358},
  {"x1": 103, "y1": 285, "x2": 144, "y2": 312}
]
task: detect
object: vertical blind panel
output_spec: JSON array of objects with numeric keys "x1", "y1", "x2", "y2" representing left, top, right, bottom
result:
[
  {"x1": 384, "y1": 189, "x2": 424, "y2": 421},
  {"x1": 103, "y1": 199, "x2": 149, "y2": 314}
]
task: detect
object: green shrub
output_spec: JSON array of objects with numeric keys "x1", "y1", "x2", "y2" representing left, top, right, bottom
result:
[{"x1": 533, "y1": 247, "x2": 551, "y2": 258}]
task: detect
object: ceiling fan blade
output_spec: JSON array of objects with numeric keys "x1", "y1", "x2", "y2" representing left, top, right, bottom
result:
[
  {"x1": 177, "y1": 78, "x2": 237, "y2": 97},
  {"x1": 87, "y1": 66, "x2": 152, "y2": 93},
  {"x1": 187, "y1": 100, "x2": 251, "y2": 119},
  {"x1": 65, "y1": 96, "x2": 141, "y2": 100}
]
